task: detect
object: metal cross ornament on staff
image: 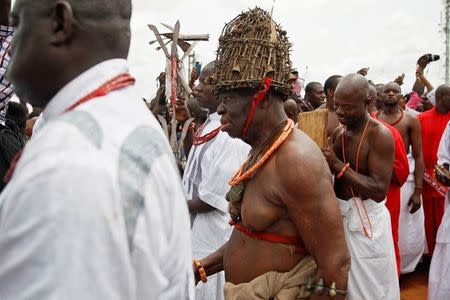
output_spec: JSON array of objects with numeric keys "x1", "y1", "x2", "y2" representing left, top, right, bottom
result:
[
  {"x1": 148, "y1": 21, "x2": 209, "y2": 104},
  {"x1": 148, "y1": 21, "x2": 209, "y2": 164}
]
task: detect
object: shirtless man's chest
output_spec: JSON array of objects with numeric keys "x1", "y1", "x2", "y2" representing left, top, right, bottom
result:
[
  {"x1": 332, "y1": 127, "x2": 372, "y2": 200},
  {"x1": 224, "y1": 152, "x2": 305, "y2": 283},
  {"x1": 379, "y1": 112, "x2": 412, "y2": 151}
]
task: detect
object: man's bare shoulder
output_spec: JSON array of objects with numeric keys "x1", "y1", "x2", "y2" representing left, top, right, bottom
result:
[
  {"x1": 272, "y1": 129, "x2": 333, "y2": 202},
  {"x1": 275, "y1": 129, "x2": 330, "y2": 177},
  {"x1": 403, "y1": 111, "x2": 420, "y2": 126},
  {"x1": 368, "y1": 117, "x2": 395, "y2": 148}
]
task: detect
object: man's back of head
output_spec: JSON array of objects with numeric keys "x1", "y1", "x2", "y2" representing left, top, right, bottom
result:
[
  {"x1": 284, "y1": 98, "x2": 299, "y2": 124},
  {"x1": 435, "y1": 84, "x2": 450, "y2": 114},
  {"x1": 324, "y1": 75, "x2": 343, "y2": 101},
  {"x1": 7, "y1": 0, "x2": 132, "y2": 109}
]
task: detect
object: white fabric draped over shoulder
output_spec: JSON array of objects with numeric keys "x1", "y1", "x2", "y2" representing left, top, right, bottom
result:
[
  {"x1": 429, "y1": 121, "x2": 450, "y2": 300},
  {"x1": 183, "y1": 112, "x2": 250, "y2": 300},
  {"x1": 0, "y1": 59, "x2": 194, "y2": 300}
]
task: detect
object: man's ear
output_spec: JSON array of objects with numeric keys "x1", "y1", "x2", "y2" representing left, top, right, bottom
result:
[
  {"x1": 260, "y1": 93, "x2": 272, "y2": 108},
  {"x1": 50, "y1": 1, "x2": 75, "y2": 45},
  {"x1": 365, "y1": 96, "x2": 372, "y2": 107}
]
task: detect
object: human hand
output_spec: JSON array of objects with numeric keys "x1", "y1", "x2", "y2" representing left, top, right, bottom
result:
[
  {"x1": 357, "y1": 67, "x2": 369, "y2": 77},
  {"x1": 407, "y1": 190, "x2": 422, "y2": 214},
  {"x1": 394, "y1": 73, "x2": 405, "y2": 86},
  {"x1": 190, "y1": 69, "x2": 199, "y2": 84},
  {"x1": 321, "y1": 137, "x2": 340, "y2": 172},
  {"x1": 192, "y1": 263, "x2": 200, "y2": 286},
  {"x1": 174, "y1": 97, "x2": 192, "y2": 123},
  {"x1": 435, "y1": 164, "x2": 450, "y2": 186}
]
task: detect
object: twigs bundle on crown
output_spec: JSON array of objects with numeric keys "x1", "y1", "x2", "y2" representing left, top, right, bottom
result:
[{"x1": 213, "y1": 7, "x2": 294, "y2": 97}]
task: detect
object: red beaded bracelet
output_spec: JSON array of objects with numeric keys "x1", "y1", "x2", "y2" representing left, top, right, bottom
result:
[
  {"x1": 337, "y1": 163, "x2": 350, "y2": 179},
  {"x1": 193, "y1": 259, "x2": 207, "y2": 283}
]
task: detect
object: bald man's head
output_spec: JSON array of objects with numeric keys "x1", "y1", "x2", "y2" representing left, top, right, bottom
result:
[
  {"x1": 368, "y1": 85, "x2": 378, "y2": 114},
  {"x1": 334, "y1": 74, "x2": 370, "y2": 127},
  {"x1": 26, "y1": 0, "x2": 132, "y2": 20},
  {"x1": 335, "y1": 74, "x2": 370, "y2": 104},
  {"x1": 8, "y1": 0, "x2": 132, "y2": 108},
  {"x1": 436, "y1": 84, "x2": 450, "y2": 113},
  {"x1": 284, "y1": 99, "x2": 299, "y2": 124}
]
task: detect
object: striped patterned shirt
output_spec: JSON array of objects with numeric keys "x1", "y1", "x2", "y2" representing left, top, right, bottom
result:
[{"x1": 0, "y1": 25, "x2": 13, "y2": 125}]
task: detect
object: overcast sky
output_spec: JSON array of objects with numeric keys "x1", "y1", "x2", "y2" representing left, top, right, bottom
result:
[{"x1": 128, "y1": 0, "x2": 446, "y2": 98}]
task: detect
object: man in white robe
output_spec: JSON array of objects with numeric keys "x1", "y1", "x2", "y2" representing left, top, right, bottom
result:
[
  {"x1": 182, "y1": 62, "x2": 250, "y2": 300},
  {"x1": 338, "y1": 198, "x2": 400, "y2": 299},
  {"x1": 322, "y1": 74, "x2": 400, "y2": 300},
  {"x1": 429, "y1": 121, "x2": 450, "y2": 300},
  {"x1": 0, "y1": 1, "x2": 193, "y2": 299}
]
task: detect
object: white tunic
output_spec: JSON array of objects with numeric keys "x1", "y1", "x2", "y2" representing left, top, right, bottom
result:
[
  {"x1": 0, "y1": 59, "x2": 194, "y2": 300},
  {"x1": 398, "y1": 150, "x2": 426, "y2": 274},
  {"x1": 338, "y1": 198, "x2": 400, "y2": 300},
  {"x1": 398, "y1": 107, "x2": 426, "y2": 273},
  {"x1": 183, "y1": 113, "x2": 250, "y2": 300},
  {"x1": 429, "y1": 121, "x2": 450, "y2": 300}
]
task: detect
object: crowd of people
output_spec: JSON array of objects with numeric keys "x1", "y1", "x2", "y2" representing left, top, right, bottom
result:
[{"x1": 0, "y1": 0, "x2": 449, "y2": 299}]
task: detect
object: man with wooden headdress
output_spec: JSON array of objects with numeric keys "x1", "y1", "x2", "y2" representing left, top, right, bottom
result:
[{"x1": 192, "y1": 8, "x2": 350, "y2": 300}]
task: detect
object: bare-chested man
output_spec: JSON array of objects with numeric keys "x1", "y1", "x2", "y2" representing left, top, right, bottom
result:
[
  {"x1": 322, "y1": 74, "x2": 400, "y2": 299},
  {"x1": 192, "y1": 7, "x2": 350, "y2": 300},
  {"x1": 376, "y1": 82, "x2": 425, "y2": 272}
]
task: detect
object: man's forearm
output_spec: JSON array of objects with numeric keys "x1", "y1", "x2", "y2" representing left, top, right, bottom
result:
[
  {"x1": 202, "y1": 243, "x2": 226, "y2": 276},
  {"x1": 413, "y1": 156, "x2": 425, "y2": 189},
  {"x1": 412, "y1": 77, "x2": 425, "y2": 96},
  {"x1": 334, "y1": 160, "x2": 387, "y2": 202},
  {"x1": 194, "y1": 242, "x2": 227, "y2": 282},
  {"x1": 188, "y1": 197, "x2": 215, "y2": 214}
]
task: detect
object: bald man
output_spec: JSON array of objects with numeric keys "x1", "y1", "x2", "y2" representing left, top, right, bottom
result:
[
  {"x1": 322, "y1": 74, "x2": 400, "y2": 299},
  {"x1": 0, "y1": 0, "x2": 193, "y2": 299},
  {"x1": 283, "y1": 98, "x2": 299, "y2": 124}
]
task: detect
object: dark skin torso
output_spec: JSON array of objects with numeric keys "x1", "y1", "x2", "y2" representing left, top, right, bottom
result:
[
  {"x1": 332, "y1": 123, "x2": 372, "y2": 200},
  {"x1": 376, "y1": 107, "x2": 424, "y2": 213},
  {"x1": 377, "y1": 110, "x2": 412, "y2": 152},
  {"x1": 224, "y1": 129, "x2": 345, "y2": 285},
  {"x1": 327, "y1": 110, "x2": 340, "y2": 137},
  {"x1": 331, "y1": 119, "x2": 391, "y2": 201},
  {"x1": 318, "y1": 103, "x2": 340, "y2": 137},
  {"x1": 224, "y1": 151, "x2": 304, "y2": 283}
]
